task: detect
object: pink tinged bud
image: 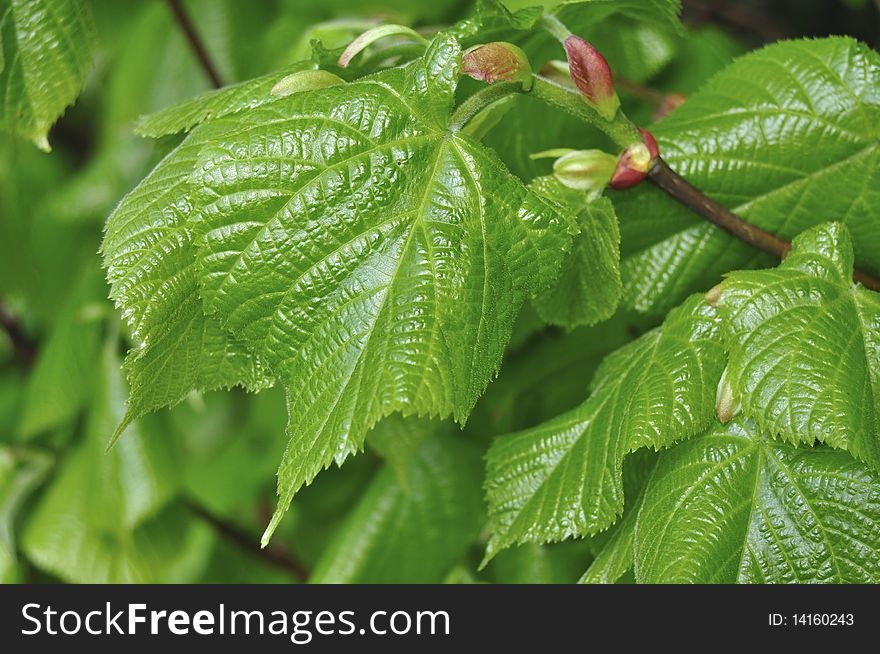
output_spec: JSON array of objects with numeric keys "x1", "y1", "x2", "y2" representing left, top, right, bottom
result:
[
  {"x1": 563, "y1": 35, "x2": 619, "y2": 120},
  {"x1": 462, "y1": 42, "x2": 533, "y2": 90},
  {"x1": 610, "y1": 128, "x2": 660, "y2": 190},
  {"x1": 652, "y1": 92, "x2": 686, "y2": 121}
]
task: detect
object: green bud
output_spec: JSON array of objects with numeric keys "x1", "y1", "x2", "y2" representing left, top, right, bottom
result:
[
  {"x1": 270, "y1": 70, "x2": 345, "y2": 97},
  {"x1": 533, "y1": 149, "x2": 617, "y2": 193},
  {"x1": 715, "y1": 367, "x2": 742, "y2": 423}
]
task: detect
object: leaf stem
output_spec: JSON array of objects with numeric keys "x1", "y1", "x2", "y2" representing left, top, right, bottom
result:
[
  {"x1": 184, "y1": 499, "x2": 310, "y2": 582},
  {"x1": 529, "y1": 76, "x2": 642, "y2": 148},
  {"x1": 539, "y1": 13, "x2": 572, "y2": 42},
  {"x1": 448, "y1": 81, "x2": 523, "y2": 132},
  {"x1": 165, "y1": 0, "x2": 224, "y2": 89},
  {"x1": 648, "y1": 159, "x2": 880, "y2": 292}
]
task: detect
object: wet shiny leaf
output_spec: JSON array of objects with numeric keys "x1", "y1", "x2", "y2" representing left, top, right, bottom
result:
[
  {"x1": 717, "y1": 222, "x2": 880, "y2": 471},
  {"x1": 483, "y1": 295, "x2": 724, "y2": 560},
  {"x1": 636, "y1": 419, "x2": 880, "y2": 583}
]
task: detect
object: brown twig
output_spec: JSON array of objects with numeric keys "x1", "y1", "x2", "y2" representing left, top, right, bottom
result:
[
  {"x1": 165, "y1": 0, "x2": 224, "y2": 89},
  {"x1": 0, "y1": 300, "x2": 37, "y2": 367},
  {"x1": 648, "y1": 159, "x2": 880, "y2": 292},
  {"x1": 683, "y1": 0, "x2": 787, "y2": 42},
  {"x1": 184, "y1": 499, "x2": 310, "y2": 582}
]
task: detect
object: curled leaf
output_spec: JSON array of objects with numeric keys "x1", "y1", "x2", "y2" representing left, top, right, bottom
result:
[{"x1": 337, "y1": 24, "x2": 428, "y2": 68}]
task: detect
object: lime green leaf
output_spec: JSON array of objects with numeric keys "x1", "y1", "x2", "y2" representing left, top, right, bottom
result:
[
  {"x1": 483, "y1": 294, "x2": 724, "y2": 560},
  {"x1": 635, "y1": 419, "x2": 880, "y2": 583},
  {"x1": 178, "y1": 36, "x2": 574, "y2": 542},
  {"x1": 716, "y1": 222, "x2": 880, "y2": 470},
  {"x1": 529, "y1": 179, "x2": 621, "y2": 328},
  {"x1": 134, "y1": 61, "x2": 315, "y2": 138},
  {"x1": 0, "y1": 447, "x2": 51, "y2": 583},
  {"x1": 309, "y1": 433, "x2": 484, "y2": 583},
  {"x1": 615, "y1": 37, "x2": 880, "y2": 314},
  {"x1": 0, "y1": 0, "x2": 95, "y2": 150},
  {"x1": 102, "y1": 124, "x2": 274, "y2": 441}
]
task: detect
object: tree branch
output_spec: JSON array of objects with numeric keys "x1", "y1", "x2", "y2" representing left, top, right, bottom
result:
[
  {"x1": 648, "y1": 159, "x2": 880, "y2": 292},
  {"x1": 165, "y1": 0, "x2": 224, "y2": 89},
  {"x1": 184, "y1": 499, "x2": 310, "y2": 582},
  {"x1": 0, "y1": 301, "x2": 37, "y2": 367}
]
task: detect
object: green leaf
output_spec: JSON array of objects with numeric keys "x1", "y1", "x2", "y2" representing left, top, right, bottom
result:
[
  {"x1": 17, "y1": 270, "x2": 104, "y2": 439},
  {"x1": 22, "y1": 342, "x2": 184, "y2": 582},
  {"x1": 178, "y1": 35, "x2": 574, "y2": 542},
  {"x1": 578, "y1": 449, "x2": 657, "y2": 584},
  {"x1": 309, "y1": 432, "x2": 484, "y2": 583},
  {"x1": 716, "y1": 222, "x2": 880, "y2": 470},
  {"x1": 134, "y1": 60, "x2": 315, "y2": 138},
  {"x1": 486, "y1": 541, "x2": 593, "y2": 584},
  {"x1": 0, "y1": 0, "x2": 95, "y2": 150},
  {"x1": 483, "y1": 294, "x2": 724, "y2": 561},
  {"x1": 365, "y1": 414, "x2": 435, "y2": 489},
  {"x1": 102, "y1": 121, "x2": 274, "y2": 442},
  {"x1": 635, "y1": 419, "x2": 880, "y2": 583},
  {"x1": 615, "y1": 37, "x2": 880, "y2": 314},
  {"x1": 450, "y1": 0, "x2": 542, "y2": 42},
  {"x1": 529, "y1": 179, "x2": 622, "y2": 329},
  {"x1": 0, "y1": 447, "x2": 51, "y2": 583}
]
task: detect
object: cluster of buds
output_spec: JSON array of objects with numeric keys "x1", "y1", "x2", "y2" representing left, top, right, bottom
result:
[
  {"x1": 535, "y1": 128, "x2": 659, "y2": 194},
  {"x1": 462, "y1": 33, "x2": 662, "y2": 193},
  {"x1": 461, "y1": 41, "x2": 533, "y2": 90}
]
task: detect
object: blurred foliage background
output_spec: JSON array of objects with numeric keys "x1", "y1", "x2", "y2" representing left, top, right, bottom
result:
[{"x1": 1, "y1": 0, "x2": 878, "y2": 584}]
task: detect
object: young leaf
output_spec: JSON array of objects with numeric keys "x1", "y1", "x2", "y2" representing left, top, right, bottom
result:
[
  {"x1": 483, "y1": 294, "x2": 724, "y2": 561},
  {"x1": 309, "y1": 433, "x2": 484, "y2": 583},
  {"x1": 182, "y1": 35, "x2": 575, "y2": 542},
  {"x1": 529, "y1": 178, "x2": 622, "y2": 329},
  {"x1": 614, "y1": 37, "x2": 880, "y2": 314},
  {"x1": 0, "y1": 0, "x2": 95, "y2": 150},
  {"x1": 716, "y1": 222, "x2": 880, "y2": 470},
  {"x1": 635, "y1": 419, "x2": 880, "y2": 583}
]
